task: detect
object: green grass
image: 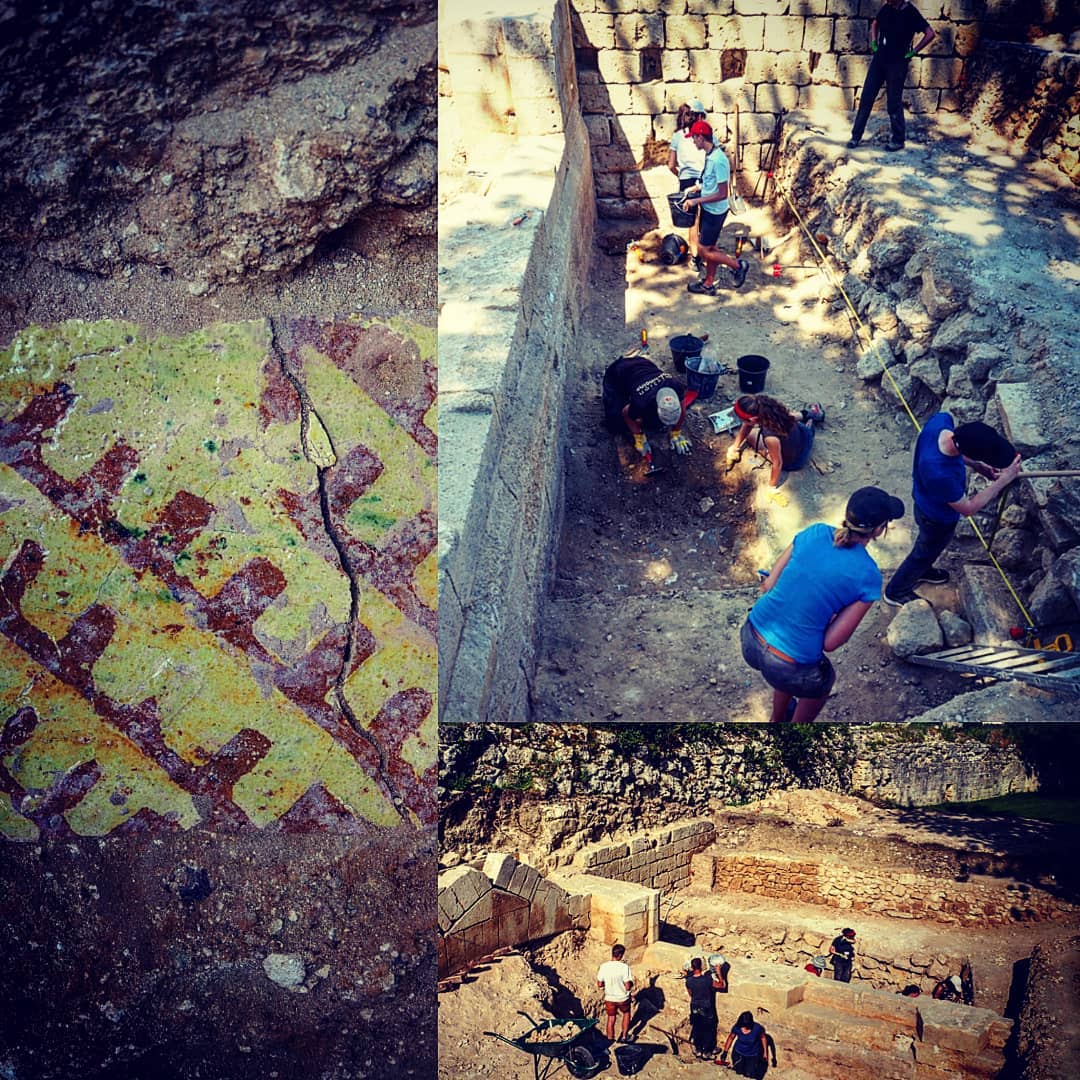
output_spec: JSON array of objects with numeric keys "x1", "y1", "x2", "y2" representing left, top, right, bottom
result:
[{"x1": 926, "y1": 794, "x2": 1080, "y2": 826}]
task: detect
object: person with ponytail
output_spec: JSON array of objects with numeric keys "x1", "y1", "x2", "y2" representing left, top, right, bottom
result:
[
  {"x1": 740, "y1": 486, "x2": 905, "y2": 721},
  {"x1": 726, "y1": 393, "x2": 822, "y2": 503},
  {"x1": 667, "y1": 99, "x2": 708, "y2": 269}
]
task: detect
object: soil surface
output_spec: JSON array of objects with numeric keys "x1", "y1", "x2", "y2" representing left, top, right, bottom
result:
[{"x1": 533, "y1": 129, "x2": 1079, "y2": 723}]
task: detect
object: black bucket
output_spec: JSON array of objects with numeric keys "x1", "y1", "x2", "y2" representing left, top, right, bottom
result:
[
  {"x1": 614, "y1": 1043, "x2": 649, "y2": 1076},
  {"x1": 660, "y1": 233, "x2": 689, "y2": 265},
  {"x1": 685, "y1": 354, "x2": 721, "y2": 402},
  {"x1": 667, "y1": 192, "x2": 696, "y2": 228},
  {"x1": 669, "y1": 334, "x2": 704, "y2": 373},
  {"x1": 736, "y1": 354, "x2": 770, "y2": 393}
]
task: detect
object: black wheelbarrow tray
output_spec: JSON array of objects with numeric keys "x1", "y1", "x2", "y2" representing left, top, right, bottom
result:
[{"x1": 484, "y1": 1012, "x2": 601, "y2": 1080}]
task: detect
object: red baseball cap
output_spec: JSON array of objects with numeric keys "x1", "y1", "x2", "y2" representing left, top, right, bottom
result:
[{"x1": 689, "y1": 120, "x2": 713, "y2": 139}]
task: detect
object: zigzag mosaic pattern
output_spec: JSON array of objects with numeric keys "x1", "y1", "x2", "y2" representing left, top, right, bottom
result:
[{"x1": 0, "y1": 316, "x2": 436, "y2": 838}]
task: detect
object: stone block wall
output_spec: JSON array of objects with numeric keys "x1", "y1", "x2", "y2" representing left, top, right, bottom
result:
[
  {"x1": 574, "y1": 819, "x2": 715, "y2": 892},
  {"x1": 437, "y1": 853, "x2": 588, "y2": 978},
  {"x1": 569, "y1": 0, "x2": 1078, "y2": 222},
  {"x1": 437, "y1": 3, "x2": 598, "y2": 723},
  {"x1": 694, "y1": 851, "x2": 1067, "y2": 927},
  {"x1": 553, "y1": 871, "x2": 662, "y2": 950}
]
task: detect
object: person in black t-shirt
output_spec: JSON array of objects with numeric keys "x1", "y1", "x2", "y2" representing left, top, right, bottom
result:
[
  {"x1": 847, "y1": 0, "x2": 935, "y2": 152},
  {"x1": 684, "y1": 956, "x2": 723, "y2": 1059},
  {"x1": 829, "y1": 927, "x2": 856, "y2": 983},
  {"x1": 602, "y1": 354, "x2": 698, "y2": 463}
]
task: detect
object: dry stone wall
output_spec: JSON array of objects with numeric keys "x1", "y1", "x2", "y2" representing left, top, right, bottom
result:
[
  {"x1": 569, "y1": 0, "x2": 1078, "y2": 227},
  {"x1": 694, "y1": 850, "x2": 1069, "y2": 927}
]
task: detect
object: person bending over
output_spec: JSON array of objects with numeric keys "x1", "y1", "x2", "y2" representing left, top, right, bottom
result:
[
  {"x1": 602, "y1": 353, "x2": 698, "y2": 463},
  {"x1": 741, "y1": 487, "x2": 905, "y2": 722},
  {"x1": 726, "y1": 393, "x2": 822, "y2": 504}
]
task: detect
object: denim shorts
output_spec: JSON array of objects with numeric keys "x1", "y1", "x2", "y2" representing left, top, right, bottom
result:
[{"x1": 740, "y1": 619, "x2": 836, "y2": 699}]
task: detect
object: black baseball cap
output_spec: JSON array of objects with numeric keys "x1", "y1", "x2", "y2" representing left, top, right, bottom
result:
[
  {"x1": 845, "y1": 487, "x2": 905, "y2": 532},
  {"x1": 953, "y1": 422, "x2": 1016, "y2": 468}
]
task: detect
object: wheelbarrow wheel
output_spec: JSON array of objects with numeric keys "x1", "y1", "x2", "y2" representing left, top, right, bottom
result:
[{"x1": 565, "y1": 1045, "x2": 600, "y2": 1078}]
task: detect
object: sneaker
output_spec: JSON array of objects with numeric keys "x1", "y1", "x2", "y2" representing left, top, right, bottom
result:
[
  {"x1": 918, "y1": 567, "x2": 950, "y2": 584},
  {"x1": 801, "y1": 403, "x2": 826, "y2": 426},
  {"x1": 883, "y1": 588, "x2": 921, "y2": 607},
  {"x1": 688, "y1": 279, "x2": 717, "y2": 295},
  {"x1": 692, "y1": 255, "x2": 704, "y2": 273},
  {"x1": 732, "y1": 258, "x2": 750, "y2": 288},
  {"x1": 846, "y1": 138, "x2": 861, "y2": 149},
  {"x1": 885, "y1": 142, "x2": 904, "y2": 152}
]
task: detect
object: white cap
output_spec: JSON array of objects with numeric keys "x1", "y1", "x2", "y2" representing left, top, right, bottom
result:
[
  {"x1": 949, "y1": 975, "x2": 963, "y2": 991},
  {"x1": 656, "y1": 387, "x2": 681, "y2": 425},
  {"x1": 690, "y1": 99, "x2": 706, "y2": 114}
]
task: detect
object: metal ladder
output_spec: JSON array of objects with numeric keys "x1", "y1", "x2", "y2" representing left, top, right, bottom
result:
[{"x1": 910, "y1": 643, "x2": 1080, "y2": 694}]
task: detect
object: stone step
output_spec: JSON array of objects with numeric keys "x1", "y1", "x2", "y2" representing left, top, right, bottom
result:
[{"x1": 781, "y1": 999, "x2": 908, "y2": 1051}]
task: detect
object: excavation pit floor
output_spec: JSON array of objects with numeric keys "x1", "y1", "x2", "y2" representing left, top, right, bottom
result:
[{"x1": 533, "y1": 132, "x2": 1080, "y2": 724}]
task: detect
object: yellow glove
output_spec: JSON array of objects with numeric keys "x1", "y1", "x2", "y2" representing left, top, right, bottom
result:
[
  {"x1": 725, "y1": 444, "x2": 742, "y2": 463},
  {"x1": 670, "y1": 430, "x2": 692, "y2": 455},
  {"x1": 767, "y1": 486, "x2": 789, "y2": 507},
  {"x1": 632, "y1": 432, "x2": 652, "y2": 460}
]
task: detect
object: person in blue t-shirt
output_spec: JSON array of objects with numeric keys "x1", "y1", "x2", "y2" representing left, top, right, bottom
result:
[
  {"x1": 884, "y1": 415, "x2": 1022, "y2": 606},
  {"x1": 717, "y1": 1011, "x2": 768, "y2": 1075},
  {"x1": 741, "y1": 486, "x2": 905, "y2": 722},
  {"x1": 680, "y1": 121, "x2": 750, "y2": 297}
]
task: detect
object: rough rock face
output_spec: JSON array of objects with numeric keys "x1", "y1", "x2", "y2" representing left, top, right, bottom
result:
[
  {"x1": 0, "y1": 1, "x2": 436, "y2": 291},
  {"x1": 1016, "y1": 935, "x2": 1080, "y2": 1080}
]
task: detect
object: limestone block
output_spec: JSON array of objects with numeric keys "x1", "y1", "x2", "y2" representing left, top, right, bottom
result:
[
  {"x1": 763, "y1": 16, "x2": 806, "y2": 52},
  {"x1": 686, "y1": 49, "x2": 724, "y2": 83},
  {"x1": 666, "y1": 15, "x2": 707, "y2": 49},
  {"x1": 453, "y1": 888, "x2": 494, "y2": 933},
  {"x1": 509, "y1": 862, "x2": 542, "y2": 903},
  {"x1": 447, "y1": 865, "x2": 491, "y2": 913},
  {"x1": 744, "y1": 51, "x2": 812, "y2": 86},
  {"x1": 573, "y1": 13, "x2": 615, "y2": 50},
  {"x1": 800, "y1": 84, "x2": 851, "y2": 114},
  {"x1": 439, "y1": 886, "x2": 465, "y2": 928},
  {"x1": 506, "y1": 55, "x2": 558, "y2": 101},
  {"x1": 991, "y1": 527, "x2": 1036, "y2": 570},
  {"x1": 614, "y1": 13, "x2": 664, "y2": 48},
  {"x1": 803, "y1": 17, "x2": 834, "y2": 52},
  {"x1": 628, "y1": 84, "x2": 666, "y2": 115},
  {"x1": 594, "y1": 171, "x2": 621, "y2": 197},
  {"x1": 953, "y1": 22, "x2": 980, "y2": 56},
  {"x1": 909, "y1": 356, "x2": 946, "y2": 396},
  {"x1": 597, "y1": 49, "x2": 643, "y2": 83},
  {"x1": 756, "y1": 83, "x2": 799, "y2": 111},
  {"x1": 662, "y1": 49, "x2": 691, "y2": 82},
  {"x1": 940, "y1": 0, "x2": 981, "y2": 19},
  {"x1": 906, "y1": 88, "x2": 941, "y2": 113},
  {"x1": 856, "y1": 335, "x2": 897, "y2": 380},
  {"x1": 596, "y1": 0, "x2": 677, "y2": 11},
  {"x1": 581, "y1": 83, "x2": 632, "y2": 115},
  {"x1": 995, "y1": 382, "x2": 1050, "y2": 456},
  {"x1": 441, "y1": 17, "x2": 504, "y2": 58},
  {"x1": 823, "y1": 0, "x2": 860, "y2": 12},
  {"x1": 584, "y1": 114, "x2": 612, "y2": 146},
  {"x1": 919, "y1": 56, "x2": 964, "y2": 90},
  {"x1": 612, "y1": 115, "x2": 655, "y2": 146},
  {"x1": 706, "y1": 14, "x2": 764, "y2": 49},
  {"x1": 918, "y1": 1003, "x2": 993, "y2": 1054},
  {"x1": 448, "y1": 53, "x2": 512, "y2": 98},
  {"x1": 735, "y1": 0, "x2": 807, "y2": 13},
  {"x1": 483, "y1": 853, "x2": 519, "y2": 891},
  {"x1": 932, "y1": 310, "x2": 994, "y2": 352},
  {"x1": 593, "y1": 142, "x2": 645, "y2": 171},
  {"x1": 493, "y1": 890, "x2": 532, "y2": 948},
  {"x1": 834, "y1": 18, "x2": 870, "y2": 53}
]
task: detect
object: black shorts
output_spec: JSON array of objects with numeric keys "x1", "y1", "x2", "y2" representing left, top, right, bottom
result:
[
  {"x1": 698, "y1": 209, "x2": 728, "y2": 247},
  {"x1": 679, "y1": 175, "x2": 699, "y2": 191}
]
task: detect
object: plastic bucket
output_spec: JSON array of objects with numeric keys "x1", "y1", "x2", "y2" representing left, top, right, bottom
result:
[
  {"x1": 668, "y1": 192, "x2": 696, "y2": 228},
  {"x1": 669, "y1": 333, "x2": 704, "y2": 373},
  {"x1": 685, "y1": 354, "x2": 721, "y2": 401},
  {"x1": 736, "y1": 354, "x2": 770, "y2": 393},
  {"x1": 614, "y1": 1044, "x2": 650, "y2": 1076}
]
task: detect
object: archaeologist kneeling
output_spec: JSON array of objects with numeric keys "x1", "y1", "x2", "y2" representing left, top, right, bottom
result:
[
  {"x1": 740, "y1": 487, "x2": 905, "y2": 722},
  {"x1": 602, "y1": 353, "x2": 698, "y2": 464},
  {"x1": 726, "y1": 393, "x2": 824, "y2": 506}
]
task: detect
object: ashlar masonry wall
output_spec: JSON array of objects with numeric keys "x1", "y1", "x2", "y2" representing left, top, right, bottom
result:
[
  {"x1": 693, "y1": 850, "x2": 1070, "y2": 927},
  {"x1": 570, "y1": 0, "x2": 1079, "y2": 224},
  {"x1": 574, "y1": 818, "x2": 715, "y2": 891}
]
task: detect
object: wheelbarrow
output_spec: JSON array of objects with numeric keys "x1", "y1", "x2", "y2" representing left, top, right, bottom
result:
[{"x1": 485, "y1": 1012, "x2": 602, "y2": 1080}]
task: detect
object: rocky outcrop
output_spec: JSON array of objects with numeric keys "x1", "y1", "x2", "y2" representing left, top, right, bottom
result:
[{"x1": 0, "y1": 1, "x2": 436, "y2": 291}]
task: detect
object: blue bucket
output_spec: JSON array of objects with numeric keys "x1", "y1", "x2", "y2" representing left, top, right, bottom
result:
[{"x1": 685, "y1": 354, "x2": 722, "y2": 401}]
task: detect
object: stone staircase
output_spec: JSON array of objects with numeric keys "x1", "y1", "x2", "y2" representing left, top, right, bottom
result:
[{"x1": 639, "y1": 944, "x2": 1010, "y2": 1079}]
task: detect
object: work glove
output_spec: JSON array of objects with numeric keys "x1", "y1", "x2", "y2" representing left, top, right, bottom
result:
[
  {"x1": 904, "y1": 48, "x2": 916, "y2": 59},
  {"x1": 870, "y1": 41, "x2": 878, "y2": 53},
  {"x1": 725, "y1": 444, "x2": 743, "y2": 463},
  {"x1": 632, "y1": 432, "x2": 652, "y2": 460},
  {"x1": 670, "y1": 430, "x2": 692, "y2": 455},
  {"x1": 767, "y1": 486, "x2": 789, "y2": 507}
]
